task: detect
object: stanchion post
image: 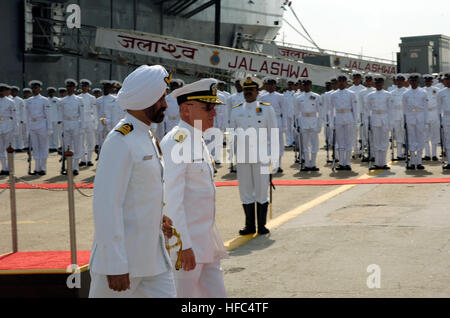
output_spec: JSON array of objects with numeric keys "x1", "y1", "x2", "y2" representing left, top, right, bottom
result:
[
  {"x1": 65, "y1": 148, "x2": 77, "y2": 266},
  {"x1": 7, "y1": 145, "x2": 18, "y2": 252}
]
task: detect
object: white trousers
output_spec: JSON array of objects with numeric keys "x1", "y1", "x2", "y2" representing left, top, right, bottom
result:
[
  {"x1": 49, "y1": 122, "x2": 60, "y2": 149},
  {"x1": 81, "y1": 128, "x2": 96, "y2": 162},
  {"x1": 236, "y1": 163, "x2": 269, "y2": 204},
  {"x1": 30, "y1": 128, "x2": 49, "y2": 160},
  {"x1": 300, "y1": 129, "x2": 319, "y2": 167},
  {"x1": 89, "y1": 270, "x2": 176, "y2": 298},
  {"x1": 424, "y1": 120, "x2": 440, "y2": 156},
  {"x1": 63, "y1": 129, "x2": 82, "y2": 160},
  {"x1": 173, "y1": 261, "x2": 226, "y2": 298},
  {"x1": 406, "y1": 122, "x2": 425, "y2": 152},
  {"x1": 97, "y1": 125, "x2": 107, "y2": 148},
  {"x1": 392, "y1": 119, "x2": 405, "y2": 157},
  {"x1": 285, "y1": 117, "x2": 294, "y2": 146},
  {"x1": 336, "y1": 123, "x2": 354, "y2": 151},
  {"x1": 0, "y1": 132, "x2": 13, "y2": 171}
]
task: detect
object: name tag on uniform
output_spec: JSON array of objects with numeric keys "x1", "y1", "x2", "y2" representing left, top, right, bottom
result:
[{"x1": 143, "y1": 155, "x2": 153, "y2": 160}]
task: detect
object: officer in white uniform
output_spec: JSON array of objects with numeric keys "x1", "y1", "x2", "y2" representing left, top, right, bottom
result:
[
  {"x1": 390, "y1": 74, "x2": 408, "y2": 160},
  {"x1": 348, "y1": 72, "x2": 367, "y2": 158},
  {"x1": 330, "y1": 74, "x2": 358, "y2": 170},
  {"x1": 322, "y1": 78, "x2": 337, "y2": 152},
  {"x1": 225, "y1": 79, "x2": 245, "y2": 172},
  {"x1": 58, "y1": 79, "x2": 85, "y2": 175},
  {"x1": 294, "y1": 79, "x2": 322, "y2": 171},
  {"x1": 230, "y1": 76, "x2": 278, "y2": 235},
  {"x1": 89, "y1": 64, "x2": 176, "y2": 298},
  {"x1": 258, "y1": 77, "x2": 286, "y2": 173},
  {"x1": 0, "y1": 84, "x2": 18, "y2": 174},
  {"x1": 366, "y1": 75, "x2": 393, "y2": 169},
  {"x1": 25, "y1": 80, "x2": 52, "y2": 175},
  {"x1": 360, "y1": 74, "x2": 376, "y2": 161},
  {"x1": 283, "y1": 80, "x2": 297, "y2": 147},
  {"x1": 422, "y1": 74, "x2": 441, "y2": 161},
  {"x1": 79, "y1": 79, "x2": 97, "y2": 167},
  {"x1": 46, "y1": 87, "x2": 60, "y2": 152},
  {"x1": 437, "y1": 73, "x2": 450, "y2": 169},
  {"x1": 10, "y1": 86, "x2": 26, "y2": 152},
  {"x1": 162, "y1": 78, "x2": 228, "y2": 298},
  {"x1": 164, "y1": 79, "x2": 184, "y2": 134},
  {"x1": 96, "y1": 80, "x2": 115, "y2": 154},
  {"x1": 92, "y1": 88, "x2": 102, "y2": 99},
  {"x1": 402, "y1": 74, "x2": 429, "y2": 170}
]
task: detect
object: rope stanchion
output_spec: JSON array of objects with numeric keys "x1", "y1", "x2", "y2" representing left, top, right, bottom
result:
[
  {"x1": 65, "y1": 150, "x2": 77, "y2": 266},
  {"x1": 7, "y1": 146, "x2": 18, "y2": 253}
]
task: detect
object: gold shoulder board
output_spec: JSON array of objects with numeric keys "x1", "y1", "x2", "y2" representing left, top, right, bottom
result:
[
  {"x1": 260, "y1": 102, "x2": 271, "y2": 106},
  {"x1": 115, "y1": 123, "x2": 133, "y2": 135},
  {"x1": 232, "y1": 103, "x2": 243, "y2": 109},
  {"x1": 173, "y1": 130, "x2": 187, "y2": 143}
]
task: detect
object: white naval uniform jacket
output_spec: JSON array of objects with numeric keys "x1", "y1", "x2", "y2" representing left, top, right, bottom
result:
[
  {"x1": 164, "y1": 95, "x2": 180, "y2": 134},
  {"x1": 13, "y1": 96, "x2": 26, "y2": 124},
  {"x1": 438, "y1": 88, "x2": 450, "y2": 126},
  {"x1": 402, "y1": 88, "x2": 428, "y2": 125},
  {"x1": 348, "y1": 84, "x2": 367, "y2": 122},
  {"x1": 294, "y1": 91, "x2": 322, "y2": 132},
  {"x1": 226, "y1": 92, "x2": 245, "y2": 125},
  {"x1": 24, "y1": 94, "x2": 52, "y2": 131},
  {"x1": 80, "y1": 92, "x2": 98, "y2": 130},
  {"x1": 0, "y1": 96, "x2": 18, "y2": 134},
  {"x1": 229, "y1": 100, "x2": 278, "y2": 164},
  {"x1": 90, "y1": 113, "x2": 171, "y2": 277},
  {"x1": 161, "y1": 120, "x2": 228, "y2": 264},
  {"x1": 390, "y1": 87, "x2": 408, "y2": 122},
  {"x1": 47, "y1": 96, "x2": 60, "y2": 124},
  {"x1": 366, "y1": 89, "x2": 393, "y2": 128},
  {"x1": 258, "y1": 91, "x2": 287, "y2": 130},
  {"x1": 58, "y1": 94, "x2": 85, "y2": 131},
  {"x1": 330, "y1": 89, "x2": 358, "y2": 126},
  {"x1": 423, "y1": 86, "x2": 440, "y2": 123}
]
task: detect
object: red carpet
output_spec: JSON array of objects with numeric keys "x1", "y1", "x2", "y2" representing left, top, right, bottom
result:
[
  {"x1": 1, "y1": 178, "x2": 450, "y2": 189},
  {"x1": 0, "y1": 251, "x2": 90, "y2": 272}
]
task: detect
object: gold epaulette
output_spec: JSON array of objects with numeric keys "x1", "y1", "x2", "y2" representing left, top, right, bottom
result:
[
  {"x1": 115, "y1": 123, "x2": 133, "y2": 135},
  {"x1": 232, "y1": 103, "x2": 243, "y2": 109},
  {"x1": 173, "y1": 129, "x2": 187, "y2": 143},
  {"x1": 260, "y1": 102, "x2": 271, "y2": 106}
]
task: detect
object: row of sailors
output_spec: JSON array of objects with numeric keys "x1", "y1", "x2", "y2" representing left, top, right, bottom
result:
[{"x1": 0, "y1": 79, "x2": 125, "y2": 175}]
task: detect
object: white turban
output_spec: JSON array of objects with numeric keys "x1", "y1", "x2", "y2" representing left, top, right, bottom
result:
[{"x1": 117, "y1": 65, "x2": 170, "y2": 110}]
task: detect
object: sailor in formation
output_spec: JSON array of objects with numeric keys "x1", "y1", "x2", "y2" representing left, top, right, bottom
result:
[
  {"x1": 389, "y1": 74, "x2": 408, "y2": 160},
  {"x1": 46, "y1": 87, "x2": 60, "y2": 152},
  {"x1": 0, "y1": 84, "x2": 17, "y2": 175},
  {"x1": 79, "y1": 79, "x2": 97, "y2": 167},
  {"x1": 10, "y1": 86, "x2": 26, "y2": 152},
  {"x1": 283, "y1": 80, "x2": 297, "y2": 148},
  {"x1": 347, "y1": 72, "x2": 367, "y2": 158},
  {"x1": 422, "y1": 74, "x2": 441, "y2": 161}
]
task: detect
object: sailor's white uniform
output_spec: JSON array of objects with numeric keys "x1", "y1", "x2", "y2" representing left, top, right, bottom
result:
[
  {"x1": 0, "y1": 96, "x2": 18, "y2": 172},
  {"x1": 79, "y1": 92, "x2": 98, "y2": 163},
  {"x1": 390, "y1": 87, "x2": 408, "y2": 158},
  {"x1": 12, "y1": 95, "x2": 26, "y2": 150},
  {"x1": 47, "y1": 96, "x2": 60, "y2": 150},
  {"x1": 437, "y1": 87, "x2": 450, "y2": 160},
  {"x1": 423, "y1": 86, "x2": 441, "y2": 158}
]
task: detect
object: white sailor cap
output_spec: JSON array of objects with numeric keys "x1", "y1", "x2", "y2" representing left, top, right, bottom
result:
[
  {"x1": 329, "y1": 76, "x2": 337, "y2": 82},
  {"x1": 10, "y1": 86, "x2": 20, "y2": 91},
  {"x1": 58, "y1": 87, "x2": 67, "y2": 92},
  {"x1": 171, "y1": 79, "x2": 185, "y2": 87},
  {"x1": 46, "y1": 87, "x2": 57, "y2": 92},
  {"x1": 29, "y1": 80, "x2": 43, "y2": 87},
  {"x1": 92, "y1": 88, "x2": 102, "y2": 93},
  {"x1": 374, "y1": 75, "x2": 385, "y2": 82},
  {"x1": 23, "y1": 88, "x2": 32, "y2": 93},
  {"x1": 364, "y1": 74, "x2": 374, "y2": 81},
  {"x1": 352, "y1": 71, "x2": 363, "y2": 78},
  {"x1": 217, "y1": 80, "x2": 226, "y2": 85},
  {"x1": 117, "y1": 64, "x2": 171, "y2": 110},
  {"x1": 65, "y1": 78, "x2": 78, "y2": 86},
  {"x1": 408, "y1": 73, "x2": 421, "y2": 80},
  {"x1": 443, "y1": 72, "x2": 450, "y2": 80},
  {"x1": 337, "y1": 74, "x2": 348, "y2": 81},
  {"x1": 239, "y1": 75, "x2": 263, "y2": 89},
  {"x1": 170, "y1": 78, "x2": 223, "y2": 105},
  {"x1": 422, "y1": 74, "x2": 433, "y2": 81},
  {"x1": 0, "y1": 83, "x2": 11, "y2": 89},
  {"x1": 111, "y1": 80, "x2": 122, "y2": 88},
  {"x1": 79, "y1": 79, "x2": 92, "y2": 86},
  {"x1": 395, "y1": 73, "x2": 406, "y2": 81},
  {"x1": 100, "y1": 80, "x2": 112, "y2": 85},
  {"x1": 431, "y1": 73, "x2": 439, "y2": 78}
]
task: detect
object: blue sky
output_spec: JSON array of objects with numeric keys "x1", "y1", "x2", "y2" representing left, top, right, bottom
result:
[{"x1": 276, "y1": 0, "x2": 450, "y2": 61}]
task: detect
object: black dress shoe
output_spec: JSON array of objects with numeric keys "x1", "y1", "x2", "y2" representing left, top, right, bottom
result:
[
  {"x1": 369, "y1": 166, "x2": 378, "y2": 171},
  {"x1": 28, "y1": 170, "x2": 37, "y2": 176},
  {"x1": 422, "y1": 156, "x2": 431, "y2": 161},
  {"x1": 15, "y1": 149, "x2": 23, "y2": 153},
  {"x1": 0, "y1": 170, "x2": 9, "y2": 175},
  {"x1": 416, "y1": 164, "x2": 425, "y2": 170},
  {"x1": 79, "y1": 161, "x2": 86, "y2": 167},
  {"x1": 310, "y1": 166, "x2": 319, "y2": 171},
  {"x1": 382, "y1": 165, "x2": 390, "y2": 170},
  {"x1": 277, "y1": 167, "x2": 283, "y2": 173},
  {"x1": 301, "y1": 167, "x2": 310, "y2": 172},
  {"x1": 406, "y1": 165, "x2": 416, "y2": 170},
  {"x1": 345, "y1": 165, "x2": 352, "y2": 171},
  {"x1": 87, "y1": 161, "x2": 94, "y2": 166},
  {"x1": 61, "y1": 170, "x2": 67, "y2": 175},
  {"x1": 396, "y1": 156, "x2": 406, "y2": 161},
  {"x1": 23, "y1": 147, "x2": 29, "y2": 151},
  {"x1": 38, "y1": 171, "x2": 46, "y2": 176},
  {"x1": 444, "y1": 164, "x2": 450, "y2": 170},
  {"x1": 370, "y1": 157, "x2": 375, "y2": 162},
  {"x1": 73, "y1": 170, "x2": 79, "y2": 176},
  {"x1": 336, "y1": 165, "x2": 345, "y2": 171},
  {"x1": 230, "y1": 169, "x2": 236, "y2": 173},
  {"x1": 361, "y1": 157, "x2": 369, "y2": 162},
  {"x1": 432, "y1": 156, "x2": 438, "y2": 161}
]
